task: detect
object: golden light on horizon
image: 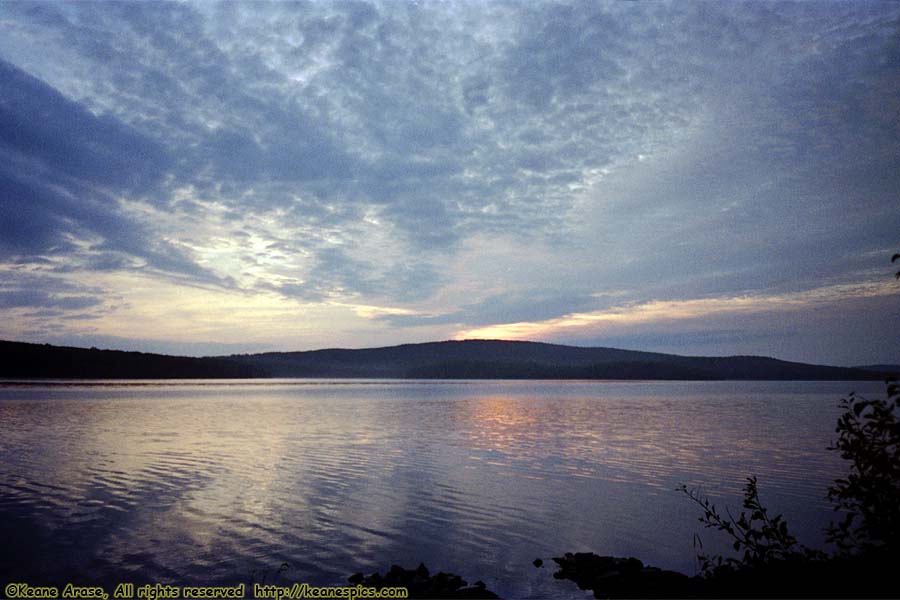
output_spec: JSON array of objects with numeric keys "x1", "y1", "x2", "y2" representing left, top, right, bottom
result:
[{"x1": 454, "y1": 281, "x2": 899, "y2": 342}]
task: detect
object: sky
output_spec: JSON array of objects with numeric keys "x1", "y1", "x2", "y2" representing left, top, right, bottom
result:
[{"x1": 0, "y1": 0, "x2": 898, "y2": 365}]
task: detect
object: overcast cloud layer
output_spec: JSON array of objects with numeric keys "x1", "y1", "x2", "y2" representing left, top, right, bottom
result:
[{"x1": 0, "y1": 0, "x2": 898, "y2": 364}]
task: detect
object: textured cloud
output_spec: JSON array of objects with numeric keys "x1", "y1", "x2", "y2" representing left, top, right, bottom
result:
[{"x1": 0, "y1": 1, "x2": 897, "y2": 362}]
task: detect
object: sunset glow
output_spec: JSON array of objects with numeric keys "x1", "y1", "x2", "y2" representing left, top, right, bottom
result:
[{"x1": 1, "y1": 1, "x2": 897, "y2": 363}]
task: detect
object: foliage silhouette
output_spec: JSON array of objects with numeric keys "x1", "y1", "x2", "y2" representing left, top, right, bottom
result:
[
  {"x1": 681, "y1": 378, "x2": 899, "y2": 581},
  {"x1": 679, "y1": 477, "x2": 823, "y2": 576},
  {"x1": 826, "y1": 379, "x2": 900, "y2": 554},
  {"x1": 666, "y1": 378, "x2": 899, "y2": 600}
]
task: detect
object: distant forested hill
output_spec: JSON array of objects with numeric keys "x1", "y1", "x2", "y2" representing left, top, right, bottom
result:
[
  {"x1": 226, "y1": 339, "x2": 885, "y2": 381},
  {"x1": 0, "y1": 340, "x2": 261, "y2": 379},
  {"x1": 0, "y1": 338, "x2": 888, "y2": 381},
  {"x1": 853, "y1": 364, "x2": 900, "y2": 376}
]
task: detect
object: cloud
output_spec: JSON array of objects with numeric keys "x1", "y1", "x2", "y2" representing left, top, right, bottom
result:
[
  {"x1": 0, "y1": 59, "x2": 231, "y2": 287},
  {"x1": 0, "y1": 268, "x2": 113, "y2": 333},
  {"x1": 0, "y1": 1, "x2": 897, "y2": 360},
  {"x1": 453, "y1": 281, "x2": 900, "y2": 354},
  {"x1": 0, "y1": 289, "x2": 100, "y2": 311},
  {"x1": 378, "y1": 289, "x2": 602, "y2": 329},
  {"x1": 3, "y1": 1, "x2": 705, "y2": 249}
]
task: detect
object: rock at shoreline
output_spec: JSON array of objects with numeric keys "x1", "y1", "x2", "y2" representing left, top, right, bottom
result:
[
  {"x1": 348, "y1": 563, "x2": 500, "y2": 599},
  {"x1": 552, "y1": 553, "x2": 695, "y2": 599},
  {"x1": 551, "y1": 550, "x2": 900, "y2": 598}
]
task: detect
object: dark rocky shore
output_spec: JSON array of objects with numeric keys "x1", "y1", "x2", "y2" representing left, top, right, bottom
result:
[
  {"x1": 346, "y1": 551, "x2": 896, "y2": 599},
  {"x1": 547, "y1": 551, "x2": 900, "y2": 599},
  {"x1": 344, "y1": 550, "x2": 899, "y2": 598},
  {"x1": 550, "y1": 553, "x2": 695, "y2": 598},
  {"x1": 348, "y1": 563, "x2": 499, "y2": 599}
]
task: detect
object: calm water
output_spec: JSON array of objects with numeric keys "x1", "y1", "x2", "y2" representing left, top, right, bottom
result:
[{"x1": 0, "y1": 380, "x2": 883, "y2": 598}]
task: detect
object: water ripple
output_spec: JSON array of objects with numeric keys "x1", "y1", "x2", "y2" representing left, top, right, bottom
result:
[{"x1": 0, "y1": 380, "x2": 880, "y2": 597}]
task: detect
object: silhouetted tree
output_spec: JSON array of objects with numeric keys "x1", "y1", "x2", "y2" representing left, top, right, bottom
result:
[{"x1": 826, "y1": 380, "x2": 900, "y2": 555}]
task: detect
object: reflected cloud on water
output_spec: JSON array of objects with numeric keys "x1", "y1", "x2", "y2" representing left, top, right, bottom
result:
[{"x1": 0, "y1": 380, "x2": 874, "y2": 597}]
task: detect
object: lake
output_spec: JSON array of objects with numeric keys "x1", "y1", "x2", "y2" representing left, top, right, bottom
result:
[{"x1": 0, "y1": 380, "x2": 882, "y2": 598}]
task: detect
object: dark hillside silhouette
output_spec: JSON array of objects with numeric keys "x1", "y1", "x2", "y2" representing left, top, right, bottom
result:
[
  {"x1": 854, "y1": 364, "x2": 900, "y2": 376},
  {"x1": 0, "y1": 340, "x2": 261, "y2": 379},
  {"x1": 0, "y1": 338, "x2": 887, "y2": 380},
  {"x1": 231, "y1": 339, "x2": 884, "y2": 380}
]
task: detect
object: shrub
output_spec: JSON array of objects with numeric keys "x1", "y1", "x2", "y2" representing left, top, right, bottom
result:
[
  {"x1": 826, "y1": 379, "x2": 900, "y2": 555},
  {"x1": 681, "y1": 378, "x2": 900, "y2": 576},
  {"x1": 679, "y1": 476, "x2": 819, "y2": 576}
]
